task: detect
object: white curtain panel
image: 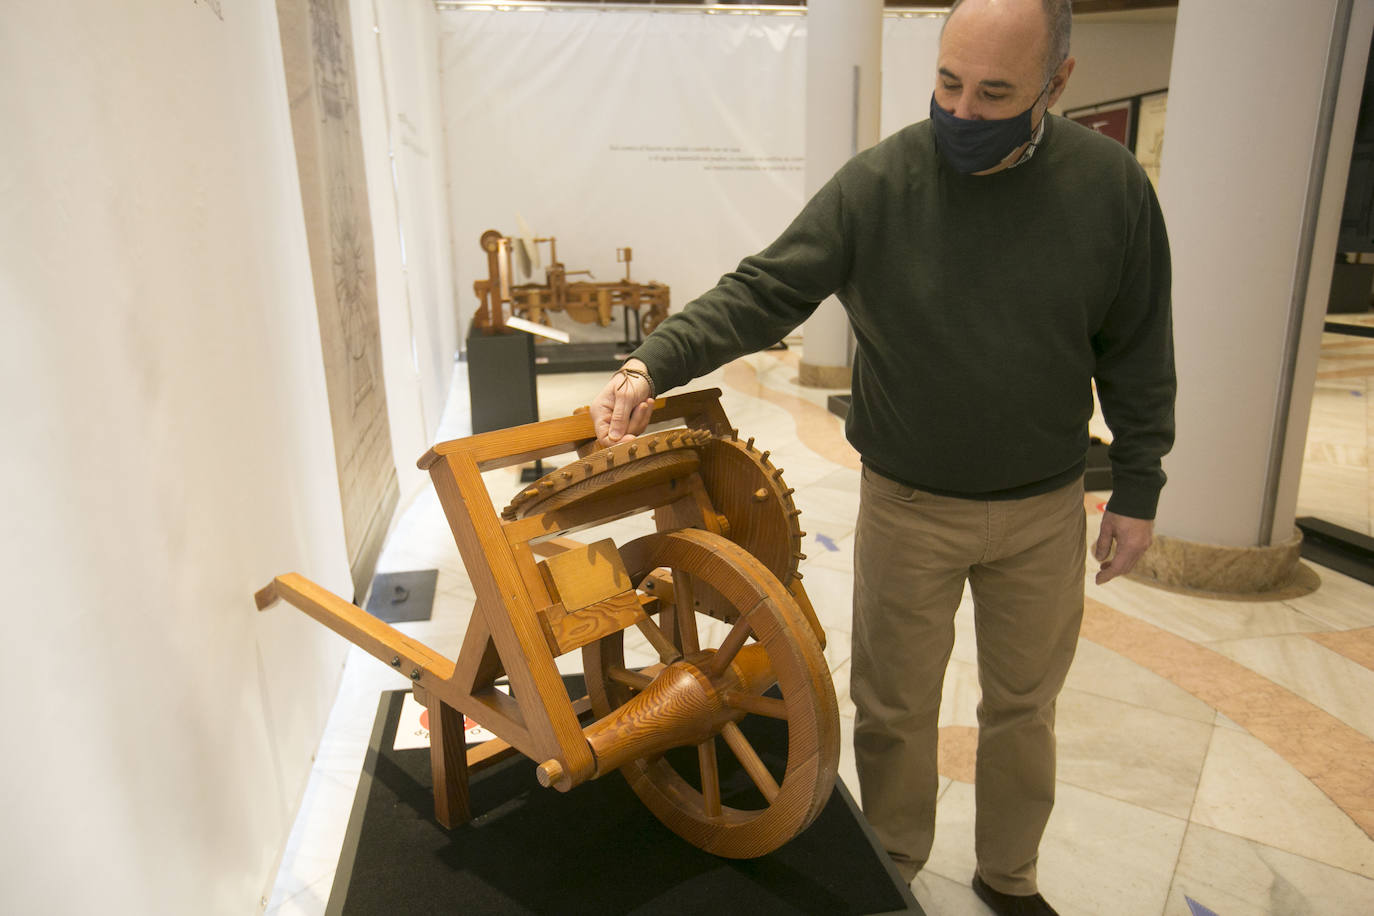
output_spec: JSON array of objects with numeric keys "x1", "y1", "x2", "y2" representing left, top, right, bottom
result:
[{"x1": 440, "y1": 9, "x2": 810, "y2": 339}]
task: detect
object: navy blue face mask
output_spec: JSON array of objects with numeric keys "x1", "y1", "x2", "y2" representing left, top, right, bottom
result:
[{"x1": 929, "y1": 80, "x2": 1051, "y2": 174}]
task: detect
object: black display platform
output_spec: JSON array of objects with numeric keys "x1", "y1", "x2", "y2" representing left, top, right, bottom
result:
[{"x1": 327, "y1": 685, "x2": 921, "y2": 916}]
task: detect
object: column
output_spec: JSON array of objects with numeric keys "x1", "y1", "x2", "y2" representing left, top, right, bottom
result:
[
  {"x1": 1135, "y1": 0, "x2": 1374, "y2": 594},
  {"x1": 799, "y1": 0, "x2": 883, "y2": 388}
]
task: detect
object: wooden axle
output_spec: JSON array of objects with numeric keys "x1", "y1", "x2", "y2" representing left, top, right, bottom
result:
[{"x1": 537, "y1": 642, "x2": 776, "y2": 791}]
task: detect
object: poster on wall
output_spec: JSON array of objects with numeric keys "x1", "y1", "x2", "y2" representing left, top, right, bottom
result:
[
  {"x1": 1134, "y1": 90, "x2": 1168, "y2": 191},
  {"x1": 1064, "y1": 99, "x2": 1133, "y2": 149},
  {"x1": 277, "y1": 0, "x2": 399, "y2": 598},
  {"x1": 1064, "y1": 88, "x2": 1168, "y2": 191}
]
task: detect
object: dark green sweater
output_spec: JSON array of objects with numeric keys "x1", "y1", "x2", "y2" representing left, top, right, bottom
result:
[{"x1": 632, "y1": 115, "x2": 1175, "y2": 519}]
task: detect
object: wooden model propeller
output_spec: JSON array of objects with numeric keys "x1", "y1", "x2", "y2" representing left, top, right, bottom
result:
[{"x1": 256, "y1": 389, "x2": 840, "y2": 858}]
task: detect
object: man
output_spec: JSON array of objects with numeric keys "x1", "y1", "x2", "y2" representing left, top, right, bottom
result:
[{"x1": 591, "y1": 1, "x2": 1174, "y2": 913}]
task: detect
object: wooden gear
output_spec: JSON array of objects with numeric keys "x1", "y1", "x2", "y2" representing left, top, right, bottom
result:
[{"x1": 256, "y1": 389, "x2": 839, "y2": 858}]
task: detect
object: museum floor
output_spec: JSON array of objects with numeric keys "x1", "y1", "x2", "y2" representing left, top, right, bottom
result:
[{"x1": 268, "y1": 334, "x2": 1374, "y2": 916}]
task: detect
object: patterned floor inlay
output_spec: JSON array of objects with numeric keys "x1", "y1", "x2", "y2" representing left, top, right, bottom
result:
[{"x1": 1081, "y1": 597, "x2": 1374, "y2": 840}]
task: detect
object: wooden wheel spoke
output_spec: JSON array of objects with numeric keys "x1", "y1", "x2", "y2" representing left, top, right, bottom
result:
[
  {"x1": 673, "y1": 571, "x2": 702, "y2": 655},
  {"x1": 723, "y1": 690, "x2": 787, "y2": 721},
  {"x1": 705, "y1": 609, "x2": 756, "y2": 680},
  {"x1": 721, "y1": 721, "x2": 779, "y2": 803},
  {"x1": 607, "y1": 666, "x2": 653, "y2": 691},
  {"x1": 698, "y1": 737, "x2": 722, "y2": 818},
  {"x1": 634, "y1": 616, "x2": 683, "y2": 664}
]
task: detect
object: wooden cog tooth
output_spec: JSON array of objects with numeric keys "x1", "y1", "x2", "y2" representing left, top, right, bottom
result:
[
  {"x1": 783, "y1": 487, "x2": 795, "y2": 496},
  {"x1": 795, "y1": 552, "x2": 807, "y2": 561},
  {"x1": 627, "y1": 445, "x2": 638, "y2": 458},
  {"x1": 788, "y1": 508, "x2": 802, "y2": 518},
  {"x1": 792, "y1": 570, "x2": 804, "y2": 580},
  {"x1": 772, "y1": 468, "x2": 785, "y2": 480},
  {"x1": 745, "y1": 436, "x2": 755, "y2": 451},
  {"x1": 760, "y1": 450, "x2": 770, "y2": 462},
  {"x1": 797, "y1": 530, "x2": 807, "y2": 538}
]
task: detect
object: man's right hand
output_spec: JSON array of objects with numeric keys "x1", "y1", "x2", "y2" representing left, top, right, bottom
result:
[{"x1": 591, "y1": 359, "x2": 655, "y2": 446}]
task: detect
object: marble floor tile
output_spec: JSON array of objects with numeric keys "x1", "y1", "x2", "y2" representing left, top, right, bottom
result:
[
  {"x1": 837, "y1": 712, "x2": 859, "y2": 805},
  {"x1": 910, "y1": 870, "x2": 987, "y2": 915},
  {"x1": 795, "y1": 561, "x2": 853, "y2": 636},
  {"x1": 265, "y1": 872, "x2": 334, "y2": 916},
  {"x1": 1207, "y1": 633, "x2": 1374, "y2": 741},
  {"x1": 822, "y1": 624, "x2": 853, "y2": 712},
  {"x1": 1283, "y1": 566, "x2": 1374, "y2": 630},
  {"x1": 1064, "y1": 638, "x2": 1216, "y2": 724},
  {"x1": 1190, "y1": 726, "x2": 1374, "y2": 877},
  {"x1": 1086, "y1": 575, "x2": 1331, "y2": 644},
  {"x1": 1166, "y1": 822, "x2": 1374, "y2": 916},
  {"x1": 925, "y1": 780, "x2": 1188, "y2": 916},
  {"x1": 1054, "y1": 689, "x2": 1212, "y2": 819},
  {"x1": 1307, "y1": 625, "x2": 1374, "y2": 673},
  {"x1": 1215, "y1": 711, "x2": 1247, "y2": 732},
  {"x1": 937, "y1": 658, "x2": 982, "y2": 730}
]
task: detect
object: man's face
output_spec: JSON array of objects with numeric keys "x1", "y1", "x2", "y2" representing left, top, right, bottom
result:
[{"x1": 934, "y1": 0, "x2": 1054, "y2": 122}]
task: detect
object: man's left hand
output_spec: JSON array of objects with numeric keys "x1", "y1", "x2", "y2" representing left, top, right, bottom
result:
[{"x1": 1093, "y1": 511, "x2": 1154, "y2": 585}]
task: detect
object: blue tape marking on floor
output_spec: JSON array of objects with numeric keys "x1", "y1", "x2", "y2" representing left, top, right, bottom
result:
[
  {"x1": 815, "y1": 533, "x2": 838, "y2": 552},
  {"x1": 1185, "y1": 896, "x2": 1220, "y2": 916}
]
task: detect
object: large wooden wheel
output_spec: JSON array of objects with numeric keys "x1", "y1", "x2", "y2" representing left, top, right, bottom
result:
[{"x1": 582, "y1": 528, "x2": 839, "y2": 858}]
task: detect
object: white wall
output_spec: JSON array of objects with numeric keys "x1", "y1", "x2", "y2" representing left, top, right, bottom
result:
[
  {"x1": 352, "y1": 0, "x2": 459, "y2": 496},
  {"x1": 0, "y1": 0, "x2": 452, "y2": 911},
  {"x1": 439, "y1": 9, "x2": 810, "y2": 344},
  {"x1": 440, "y1": 10, "x2": 1177, "y2": 340}
]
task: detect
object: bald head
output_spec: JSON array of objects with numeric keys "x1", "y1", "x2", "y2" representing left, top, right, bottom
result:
[
  {"x1": 933, "y1": 0, "x2": 1076, "y2": 173},
  {"x1": 944, "y1": 0, "x2": 1072, "y2": 83}
]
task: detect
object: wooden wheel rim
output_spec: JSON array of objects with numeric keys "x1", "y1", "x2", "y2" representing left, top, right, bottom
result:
[{"x1": 584, "y1": 528, "x2": 839, "y2": 858}]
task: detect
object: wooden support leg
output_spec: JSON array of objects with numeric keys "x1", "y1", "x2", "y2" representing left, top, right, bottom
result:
[{"x1": 427, "y1": 699, "x2": 471, "y2": 829}]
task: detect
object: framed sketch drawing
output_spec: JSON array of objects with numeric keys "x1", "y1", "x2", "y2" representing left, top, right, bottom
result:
[{"x1": 1134, "y1": 90, "x2": 1169, "y2": 190}]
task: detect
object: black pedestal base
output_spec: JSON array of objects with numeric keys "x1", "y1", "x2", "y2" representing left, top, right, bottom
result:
[
  {"x1": 467, "y1": 331, "x2": 539, "y2": 434},
  {"x1": 327, "y1": 688, "x2": 921, "y2": 916}
]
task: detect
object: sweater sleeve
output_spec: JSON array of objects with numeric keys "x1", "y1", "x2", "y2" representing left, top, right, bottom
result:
[
  {"x1": 630, "y1": 175, "x2": 850, "y2": 393},
  {"x1": 1093, "y1": 174, "x2": 1176, "y2": 520}
]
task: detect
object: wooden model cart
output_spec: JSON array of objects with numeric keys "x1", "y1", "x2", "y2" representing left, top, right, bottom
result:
[
  {"x1": 472, "y1": 229, "x2": 671, "y2": 340},
  {"x1": 256, "y1": 389, "x2": 839, "y2": 858}
]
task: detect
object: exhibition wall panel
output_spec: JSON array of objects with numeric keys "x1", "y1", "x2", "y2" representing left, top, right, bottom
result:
[
  {"x1": 352, "y1": 0, "x2": 460, "y2": 495},
  {"x1": 439, "y1": 9, "x2": 809, "y2": 342},
  {"x1": 440, "y1": 10, "x2": 1176, "y2": 343},
  {"x1": 0, "y1": 0, "x2": 447, "y2": 911}
]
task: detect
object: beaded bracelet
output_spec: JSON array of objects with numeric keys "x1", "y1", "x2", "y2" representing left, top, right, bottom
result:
[{"x1": 616, "y1": 366, "x2": 656, "y2": 399}]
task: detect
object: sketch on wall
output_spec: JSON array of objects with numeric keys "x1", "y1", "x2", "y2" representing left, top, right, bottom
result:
[
  {"x1": 1134, "y1": 90, "x2": 1168, "y2": 191},
  {"x1": 1064, "y1": 88, "x2": 1168, "y2": 191},
  {"x1": 277, "y1": 0, "x2": 398, "y2": 598}
]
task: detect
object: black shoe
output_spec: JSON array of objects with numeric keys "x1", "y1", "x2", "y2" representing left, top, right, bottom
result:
[{"x1": 972, "y1": 873, "x2": 1060, "y2": 916}]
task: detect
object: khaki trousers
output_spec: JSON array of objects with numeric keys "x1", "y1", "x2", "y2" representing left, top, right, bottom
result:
[{"x1": 852, "y1": 466, "x2": 1086, "y2": 895}]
